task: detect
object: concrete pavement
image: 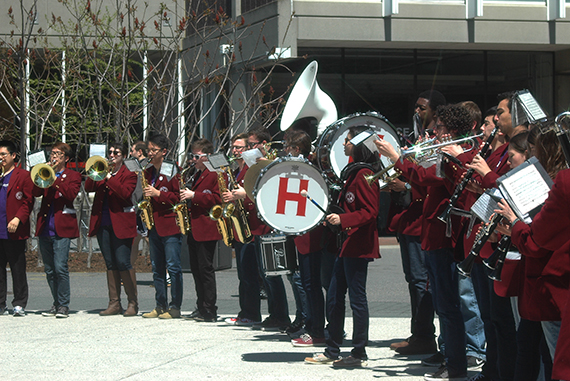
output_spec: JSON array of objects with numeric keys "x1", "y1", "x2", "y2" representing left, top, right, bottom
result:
[{"x1": 0, "y1": 243, "x2": 475, "y2": 380}]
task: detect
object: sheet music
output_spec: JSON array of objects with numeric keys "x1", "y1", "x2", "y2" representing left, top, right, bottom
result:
[
  {"x1": 471, "y1": 189, "x2": 502, "y2": 222},
  {"x1": 517, "y1": 91, "x2": 547, "y2": 123},
  {"x1": 28, "y1": 150, "x2": 47, "y2": 167},
  {"x1": 208, "y1": 153, "x2": 230, "y2": 169},
  {"x1": 89, "y1": 143, "x2": 107, "y2": 158}
]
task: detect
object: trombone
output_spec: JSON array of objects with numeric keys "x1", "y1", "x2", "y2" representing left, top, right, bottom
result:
[
  {"x1": 364, "y1": 162, "x2": 399, "y2": 188},
  {"x1": 30, "y1": 160, "x2": 57, "y2": 188}
]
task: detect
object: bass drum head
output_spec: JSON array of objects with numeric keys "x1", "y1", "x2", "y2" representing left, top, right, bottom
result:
[
  {"x1": 253, "y1": 157, "x2": 330, "y2": 235},
  {"x1": 316, "y1": 112, "x2": 400, "y2": 184}
]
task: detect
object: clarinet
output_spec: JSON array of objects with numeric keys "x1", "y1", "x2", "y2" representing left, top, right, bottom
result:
[
  {"x1": 438, "y1": 126, "x2": 499, "y2": 226},
  {"x1": 457, "y1": 212, "x2": 503, "y2": 277}
]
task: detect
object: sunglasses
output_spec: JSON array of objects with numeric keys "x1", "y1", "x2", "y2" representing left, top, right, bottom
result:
[{"x1": 190, "y1": 153, "x2": 207, "y2": 160}]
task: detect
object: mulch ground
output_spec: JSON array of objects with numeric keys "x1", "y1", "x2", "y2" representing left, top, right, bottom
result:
[{"x1": 25, "y1": 250, "x2": 153, "y2": 273}]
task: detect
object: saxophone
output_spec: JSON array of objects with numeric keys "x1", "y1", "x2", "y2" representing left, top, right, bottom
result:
[
  {"x1": 174, "y1": 165, "x2": 192, "y2": 235},
  {"x1": 137, "y1": 169, "x2": 155, "y2": 230},
  {"x1": 223, "y1": 166, "x2": 253, "y2": 244},
  {"x1": 209, "y1": 171, "x2": 234, "y2": 247}
]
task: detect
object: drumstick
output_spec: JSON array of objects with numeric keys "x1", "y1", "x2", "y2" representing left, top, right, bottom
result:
[{"x1": 300, "y1": 190, "x2": 327, "y2": 214}]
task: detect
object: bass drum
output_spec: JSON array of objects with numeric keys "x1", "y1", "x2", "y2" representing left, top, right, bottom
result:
[
  {"x1": 315, "y1": 111, "x2": 400, "y2": 185},
  {"x1": 250, "y1": 156, "x2": 330, "y2": 235}
]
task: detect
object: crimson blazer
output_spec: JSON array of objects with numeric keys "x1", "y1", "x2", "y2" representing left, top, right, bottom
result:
[
  {"x1": 33, "y1": 168, "x2": 81, "y2": 238},
  {"x1": 144, "y1": 165, "x2": 180, "y2": 237},
  {"x1": 238, "y1": 165, "x2": 271, "y2": 237},
  {"x1": 388, "y1": 184, "x2": 426, "y2": 237},
  {"x1": 4, "y1": 167, "x2": 34, "y2": 240},
  {"x1": 85, "y1": 165, "x2": 137, "y2": 239},
  {"x1": 524, "y1": 169, "x2": 570, "y2": 380},
  {"x1": 189, "y1": 169, "x2": 222, "y2": 242},
  {"x1": 338, "y1": 167, "x2": 380, "y2": 259}
]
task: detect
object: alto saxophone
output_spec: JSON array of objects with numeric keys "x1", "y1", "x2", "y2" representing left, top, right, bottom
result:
[
  {"x1": 223, "y1": 166, "x2": 253, "y2": 244},
  {"x1": 209, "y1": 171, "x2": 234, "y2": 247},
  {"x1": 174, "y1": 165, "x2": 192, "y2": 235},
  {"x1": 137, "y1": 169, "x2": 155, "y2": 230}
]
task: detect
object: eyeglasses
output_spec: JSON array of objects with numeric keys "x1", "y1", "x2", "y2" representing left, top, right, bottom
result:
[
  {"x1": 0, "y1": 152, "x2": 9, "y2": 158},
  {"x1": 147, "y1": 147, "x2": 163, "y2": 154},
  {"x1": 344, "y1": 137, "x2": 353, "y2": 144},
  {"x1": 247, "y1": 141, "x2": 260, "y2": 148},
  {"x1": 50, "y1": 151, "x2": 64, "y2": 157},
  {"x1": 108, "y1": 150, "x2": 122, "y2": 156},
  {"x1": 232, "y1": 145, "x2": 246, "y2": 150},
  {"x1": 190, "y1": 153, "x2": 207, "y2": 160}
]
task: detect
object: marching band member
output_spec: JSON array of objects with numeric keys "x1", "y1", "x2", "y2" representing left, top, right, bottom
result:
[
  {"x1": 223, "y1": 133, "x2": 262, "y2": 326},
  {"x1": 376, "y1": 104, "x2": 473, "y2": 380},
  {"x1": 306, "y1": 125, "x2": 381, "y2": 368},
  {"x1": 85, "y1": 143, "x2": 138, "y2": 316},
  {"x1": 0, "y1": 141, "x2": 34, "y2": 317},
  {"x1": 180, "y1": 138, "x2": 222, "y2": 322},
  {"x1": 141, "y1": 134, "x2": 183, "y2": 319},
  {"x1": 129, "y1": 140, "x2": 149, "y2": 267},
  {"x1": 34, "y1": 142, "x2": 82, "y2": 319}
]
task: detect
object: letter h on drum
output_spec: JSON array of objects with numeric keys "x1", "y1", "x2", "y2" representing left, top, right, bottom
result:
[{"x1": 276, "y1": 177, "x2": 309, "y2": 216}]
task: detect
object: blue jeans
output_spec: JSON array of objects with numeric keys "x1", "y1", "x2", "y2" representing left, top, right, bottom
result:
[
  {"x1": 425, "y1": 248, "x2": 466, "y2": 375},
  {"x1": 96, "y1": 226, "x2": 133, "y2": 271},
  {"x1": 287, "y1": 270, "x2": 308, "y2": 324},
  {"x1": 459, "y1": 274, "x2": 486, "y2": 360},
  {"x1": 235, "y1": 242, "x2": 261, "y2": 322},
  {"x1": 325, "y1": 256, "x2": 370, "y2": 360},
  {"x1": 298, "y1": 250, "x2": 326, "y2": 338},
  {"x1": 541, "y1": 320, "x2": 561, "y2": 361},
  {"x1": 39, "y1": 235, "x2": 71, "y2": 308},
  {"x1": 398, "y1": 234, "x2": 435, "y2": 340},
  {"x1": 148, "y1": 229, "x2": 182, "y2": 310}
]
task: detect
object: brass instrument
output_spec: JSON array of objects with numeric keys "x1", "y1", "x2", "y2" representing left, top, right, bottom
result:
[
  {"x1": 209, "y1": 171, "x2": 234, "y2": 247},
  {"x1": 174, "y1": 165, "x2": 193, "y2": 235},
  {"x1": 364, "y1": 162, "x2": 399, "y2": 188},
  {"x1": 85, "y1": 155, "x2": 109, "y2": 181},
  {"x1": 401, "y1": 134, "x2": 483, "y2": 165},
  {"x1": 222, "y1": 165, "x2": 253, "y2": 244},
  {"x1": 263, "y1": 141, "x2": 284, "y2": 160},
  {"x1": 0, "y1": 158, "x2": 5, "y2": 177},
  {"x1": 137, "y1": 168, "x2": 155, "y2": 231},
  {"x1": 30, "y1": 160, "x2": 57, "y2": 188}
]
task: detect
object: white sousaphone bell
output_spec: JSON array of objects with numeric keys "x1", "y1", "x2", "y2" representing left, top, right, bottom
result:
[{"x1": 280, "y1": 61, "x2": 338, "y2": 136}]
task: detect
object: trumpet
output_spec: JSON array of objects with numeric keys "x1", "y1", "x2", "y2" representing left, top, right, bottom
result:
[
  {"x1": 364, "y1": 162, "x2": 399, "y2": 188},
  {"x1": 263, "y1": 140, "x2": 285, "y2": 160},
  {"x1": 401, "y1": 134, "x2": 483, "y2": 165},
  {"x1": 30, "y1": 160, "x2": 57, "y2": 188},
  {"x1": 85, "y1": 155, "x2": 109, "y2": 181}
]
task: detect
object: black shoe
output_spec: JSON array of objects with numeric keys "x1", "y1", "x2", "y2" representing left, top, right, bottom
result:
[
  {"x1": 194, "y1": 315, "x2": 217, "y2": 322},
  {"x1": 396, "y1": 338, "x2": 437, "y2": 355},
  {"x1": 187, "y1": 309, "x2": 202, "y2": 319},
  {"x1": 333, "y1": 356, "x2": 367, "y2": 368},
  {"x1": 55, "y1": 306, "x2": 69, "y2": 318},
  {"x1": 42, "y1": 305, "x2": 57, "y2": 317},
  {"x1": 252, "y1": 316, "x2": 290, "y2": 331},
  {"x1": 283, "y1": 318, "x2": 304, "y2": 334},
  {"x1": 422, "y1": 352, "x2": 445, "y2": 367},
  {"x1": 466, "y1": 356, "x2": 485, "y2": 370},
  {"x1": 424, "y1": 365, "x2": 466, "y2": 380}
]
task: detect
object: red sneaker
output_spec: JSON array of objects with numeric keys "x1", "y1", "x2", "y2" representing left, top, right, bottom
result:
[{"x1": 291, "y1": 333, "x2": 326, "y2": 347}]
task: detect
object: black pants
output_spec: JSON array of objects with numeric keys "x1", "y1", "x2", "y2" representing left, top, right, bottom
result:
[
  {"x1": 0, "y1": 239, "x2": 28, "y2": 308},
  {"x1": 187, "y1": 233, "x2": 218, "y2": 318}
]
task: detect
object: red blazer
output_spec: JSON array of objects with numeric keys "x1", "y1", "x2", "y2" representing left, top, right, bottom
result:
[
  {"x1": 33, "y1": 168, "x2": 81, "y2": 238},
  {"x1": 144, "y1": 165, "x2": 180, "y2": 237},
  {"x1": 238, "y1": 165, "x2": 271, "y2": 237},
  {"x1": 338, "y1": 168, "x2": 380, "y2": 259},
  {"x1": 388, "y1": 184, "x2": 426, "y2": 237},
  {"x1": 85, "y1": 165, "x2": 137, "y2": 239},
  {"x1": 4, "y1": 168, "x2": 34, "y2": 240},
  {"x1": 524, "y1": 169, "x2": 570, "y2": 380},
  {"x1": 189, "y1": 169, "x2": 222, "y2": 242},
  {"x1": 511, "y1": 222, "x2": 570, "y2": 322}
]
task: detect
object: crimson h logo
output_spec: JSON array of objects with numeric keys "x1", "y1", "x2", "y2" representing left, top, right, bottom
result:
[{"x1": 276, "y1": 177, "x2": 309, "y2": 216}]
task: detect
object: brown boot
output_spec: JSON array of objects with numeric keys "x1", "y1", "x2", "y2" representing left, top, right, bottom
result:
[
  {"x1": 100, "y1": 270, "x2": 123, "y2": 316},
  {"x1": 121, "y1": 269, "x2": 139, "y2": 317}
]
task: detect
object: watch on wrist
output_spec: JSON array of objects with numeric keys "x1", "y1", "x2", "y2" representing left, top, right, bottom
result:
[{"x1": 404, "y1": 182, "x2": 411, "y2": 191}]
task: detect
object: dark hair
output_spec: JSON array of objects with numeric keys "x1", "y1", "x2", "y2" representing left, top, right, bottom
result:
[
  {"x1": 535, "y1": 125, "x2": 566, "y2": 179},
  {"x1": 231, "y1": 133, "x2": 248, "y2": 144},
  {"x1": 527, "y1": 125, "x2": 540, "y2": 147},
  {"x1": 52, "y1": 142, "x2": 73, "y2": 158},
  {"x1": 497, "y1": 91, "x2": 516, "y2": 111},
  {"x1": 348, "y1": 126, "x2": 381, "y2": 171},
  {"x1": 284, "y1": 130, "x2": 312, "y2": 157},
  {"x1": 0, "y1": 140, "x2": 18, "y2": 154},
  {"x1": 147, "y1": 134, "x2": 170, "y2": 150},
  {"x1": 484, "y1": 106, "x2": 497, "y2": 119},
  {"x1": 508, "y1": 131, "x2": 529, "y2": 157},
  {"x1": 418, "y1": 90, "x2": 446, "y2": 112},
  {"x1": 133, "y1": 141, "x2": 147, "y2": 156},
  {"x1": 248, "y1": 128, "x2": 271, "y2": 143},
  {"x1": 459, "y1": 101, "x2": 482, "y2": 129},
  {"x1": 191, "y1": 138, "x2": 214, "y2": 154},
  {"x1": 435, "y1": 104, "x2": 472, "y2": 137},
  {"x1": 111, "y1": 142, "x2": 128, "y2": 156}
]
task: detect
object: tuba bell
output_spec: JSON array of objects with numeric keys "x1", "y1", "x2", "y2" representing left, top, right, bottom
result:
[
  {"x1": 280, "y1": 60, "x2": 338, "y2": 137},
  {"x1": 31, "y1": 162, "x2": 56, "y2": 188},
  {"x1": 85, "y1": 155, "x2": 109, "y2": 181}
]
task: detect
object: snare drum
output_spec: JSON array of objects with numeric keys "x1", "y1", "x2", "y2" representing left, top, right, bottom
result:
[
  {"x1": 259, "y1": 234, "x2": 298, "y2": 276},
  {"x1": 252, "y1": 157, "x2": 329, "y2": 235},
  {"x1": 316, "y1": 111, "x2": 400, "y2": 185}
]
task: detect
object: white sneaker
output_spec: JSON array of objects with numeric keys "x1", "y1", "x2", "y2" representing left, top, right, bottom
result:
[
  {"x1": 13, "y1": 306, "x2": 25, "y2": 317},
  {"x1": 1, "y1": 307, "x2": 9, "y2": 315}
]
